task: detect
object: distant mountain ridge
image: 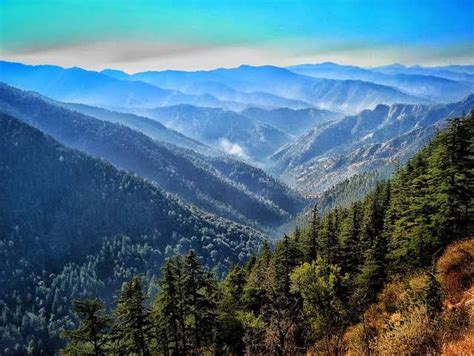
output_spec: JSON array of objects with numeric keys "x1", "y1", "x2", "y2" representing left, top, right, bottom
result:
[
  {"x1": 127, "y1": 104, "x2": 296, "y2": 161},
  {"x1": 51, "y1": 100, "x2": 219, "y2": 156},
  {"x1": 115, "y1": 64, "x2": 425, "y2": 113},
  {"x1": 0, "y1": 61, "x2": 426, "y2": 114},
  {"x1": 287, "y1": 62, "x2": 474, "y2": 102},
  {"x1": 241, "y1": 106, "x2": 341, "y2": 137},
  {"x1": 0, "y1": 61, "x2": 225, "y2": 109}
]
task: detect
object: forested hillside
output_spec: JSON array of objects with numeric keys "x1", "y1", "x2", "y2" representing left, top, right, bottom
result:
[
  {"x1": 61, "y1": 112, "x2": 473, "y2": 354},
  {"x1": 0, "y1": 114, "x2": 264, "y2": 353},
  {"x1": 132, "y1": 104, "x2": 294, "y2": 161},
  {"x1": 55, "y1": 101, "x2": 217, "y2": 155},
  {"x1": 0, "y1": 83, "x2": 307, "y2": 231}
]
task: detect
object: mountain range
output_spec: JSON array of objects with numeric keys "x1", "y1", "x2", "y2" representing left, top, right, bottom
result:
[
  {"x1": 0, "y1": 83, "x2": 307, "y2": 231},
  {"x1": 1, "y1": 61, "x2": 427, "y2": 114},
  {"x1": 1, "y1": 58, "x2": 473, "y2": 354},
  {"x1": 105, "y1": 64, "x2": 426, "y2": 113},
  {"x1": 288, "y1": 62, "x2": 474, "y2": 102},
  {"x1": 272, "y1": 94, "x2": 474, "y2": 195}
]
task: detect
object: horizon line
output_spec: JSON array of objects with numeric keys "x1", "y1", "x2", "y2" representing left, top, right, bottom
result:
[{"x1": 2, "y1": 58, "x2": 474, "y2": 75}]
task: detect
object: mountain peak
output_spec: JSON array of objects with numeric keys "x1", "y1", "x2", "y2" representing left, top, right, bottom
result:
[{"x1": 101, "y1": 69, "x2": 130, "y2": 79}]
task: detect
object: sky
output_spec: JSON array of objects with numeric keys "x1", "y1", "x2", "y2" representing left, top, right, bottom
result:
[{"x1": 0, "y1": 0, "x2": 473, "y2": 72}]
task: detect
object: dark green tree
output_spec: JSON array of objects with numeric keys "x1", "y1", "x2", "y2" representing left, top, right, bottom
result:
[
  {"x1": 306, "y1": 205, "x2": 321, "y2": 262},
  {"x1": 62, "y1": 299, "x2": 111, "y2": 355},
  {"x1": 113, "y1": 276, "x2": 153, "y2": 355},
  {"x1": 338, "y1": 201, "x2": 363, "y2": 274},
  {"x1": 183, "y1": 250, "x2": 219, "y2": 352},
  {"x1": 154, "y1": 259, "x2": 182, "y2": 355}
]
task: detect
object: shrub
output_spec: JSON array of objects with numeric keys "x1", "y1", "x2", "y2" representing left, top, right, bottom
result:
[
  {"x1": 373, "y1": 304, "x2": 438, "y2": 355},
  {"x1": 343, "y1": 324, "x2": 368, "y2": 356},
  {"x1": 436, "y1": 239, "x2": 474, "y2": 302}
]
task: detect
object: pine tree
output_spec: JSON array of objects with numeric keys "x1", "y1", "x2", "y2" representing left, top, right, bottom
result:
[
  {"x1": 62, "y1": 299, "x2": 111, "y2": 355},
  {"x1": 242, "y1": 241, "x2": 272, "y2": 315},
  {"x1": 221, "y1": 265, "x2": 246, "y2": 310},
  {"x1": 294, "y1": 226, "x2": 301, "y2": 244},
  {"x1": 154, "y1": 259, "x2": 182, "y2": 355},
  {"x1": 319, "y1": 210, "x2": 338, "y2": 265},
  {"x1": 183, "y1": 250, "x2": 218, "y2": 352},
  {"x1": 113, "y1": 276, "x2": 152, "y2": 355},
  {"x1": 339, "y1": 201, "x2": 363, "y2": 274},
  {"x1": 259, "y1": 237, "x2": 304, "y2": 356},
  {"x1": 305, "y1": 205, "x2": 321, "y2": 262},
  {"x1": 444, "y1": 113, "x2": 474, "y2": 238}
]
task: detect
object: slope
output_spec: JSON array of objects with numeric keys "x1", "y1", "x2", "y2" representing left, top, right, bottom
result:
[
  {"x1": 241, "y1": 106, "x2": 341, "y2": 137},
  {"x1": 112, "y1": 64, "x2": 425, "y2": 113},
  {"x1": 53, "y1": 100, "x2": 217, "y2": 155},
  {"x1": 288, "y1": 62, "x2": 474, "y2": 102},
  {"x1": 132, "y1": 104, "x2": 294, "y2": 160},
  {"x1": 0, "y1": 83, "x2": 306, "y2": 230},
  {"x1": 0, "y1": 61, "x2": 223, "y2": 109},
  {"x1": 58, "y1": 111, "x2": 474, "y2": 355},
  {"x1": 272, "y1": 94, "x2": 474, "y2": 195},
  {"x1": 0, "y1": 113, "x2": 265, "y2": 352}
]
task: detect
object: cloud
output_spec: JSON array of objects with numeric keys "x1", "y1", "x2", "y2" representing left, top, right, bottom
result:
[
  {"x1": 218, "y1": 138, "x2": 246, "y2": 158},
  {"x1": 1, "y1": 39, "x2": 472, "y2": 72}
]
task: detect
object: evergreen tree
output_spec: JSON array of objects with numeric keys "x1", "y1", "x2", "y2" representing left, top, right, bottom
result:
[
  {"x1": 242, "y1": 242, "x2": 272, "y2": 314},
  {"x1": 338, "y1": 201, "x2": 363, "y2": 274},
  {"x1": 113, "y1": 276, "x2": 152, "y2": 355},
  {"x1": 183, "y1": 250, "x2": 218, "y2": 352},
  {"x1": 221, "y1": 265, "x2": 246, "y2": 310},
  {"x1": 62, "y1": 299, "x2": 111, "y2": 356},
  {"x1": 290, "y1": 257, "x2": 349, "y2": 354},
  {"x1": 319, "y1": 210, "x2": 338, "y2": 265},
  {"x1": 154, "y1": 259, "x2": 182, "y2": 355},
  {"x1": 304, "y1": 205, "x2": 321, "y2": 262}
]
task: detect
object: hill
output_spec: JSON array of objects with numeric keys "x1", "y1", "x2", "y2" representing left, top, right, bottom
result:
[
  {"x1": 59, "y1": 110, "x2": 474, "y2": 355},
  {"x1": 241, "y1": 106, "x2": 341, "y2": 137},
  {"x1": 0, "y1": 83, "x2": 307, "y2": 230},
  {"x1": 0, "y1": 114, "x2": 265, "y2": 353},
  {"x1": 131, "y1": 104, "x2": 294, "y2": 161},
  {"x1": 55, "y1": 101, "x2": 217, "y2": 155},
  {"x1": 0, "y1": 61, "x2": 224, "y2": 109}
]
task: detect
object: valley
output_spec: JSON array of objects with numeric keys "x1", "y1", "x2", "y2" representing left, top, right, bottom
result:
[{"x1": 0, "y1": 59, "x2": 473, "y2": 354}]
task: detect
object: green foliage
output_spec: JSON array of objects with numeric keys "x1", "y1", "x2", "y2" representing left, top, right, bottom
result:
[
  {"x1": 62, "y1": 299, "x2": 111, "y2": 355},
  {"x1": 153, "y1": 251, "x2": 219, "y2": 354},
  {"x1": 6, "y1": 107, "x2": 474, "y2": 354},
  {"x1": 387, "y1": 113, "x2": 474, "y2": 271},
  {"x1": 291, "y1": 258, "x2": 349, "y2": 349},
  {"x1": 0, "y1": 114, "x2": 263, "y2": 354},
  {"x1": 112, "y1": 276, "x2": 152, "y2": 354}
]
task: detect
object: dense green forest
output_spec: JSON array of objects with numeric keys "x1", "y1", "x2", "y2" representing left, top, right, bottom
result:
[
  {"x1": 0, "y1": 114, "x2": 264, "y2": 354},
  {"x1": 61, "y1": 112, "x2": 473, "y2": 354}
]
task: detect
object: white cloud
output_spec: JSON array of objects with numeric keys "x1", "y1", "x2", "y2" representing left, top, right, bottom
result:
[
  {"x1": 1, "y1": 39, "x2": 472, "y2": 72},
  {"x1": 218, "y1": 138, "x2": 246, "y2": 158}
]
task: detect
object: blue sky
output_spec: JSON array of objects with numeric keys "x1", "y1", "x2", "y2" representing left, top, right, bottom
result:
[{"x1": 0, "y1": 0, "x2": 473, "y2": 71}]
